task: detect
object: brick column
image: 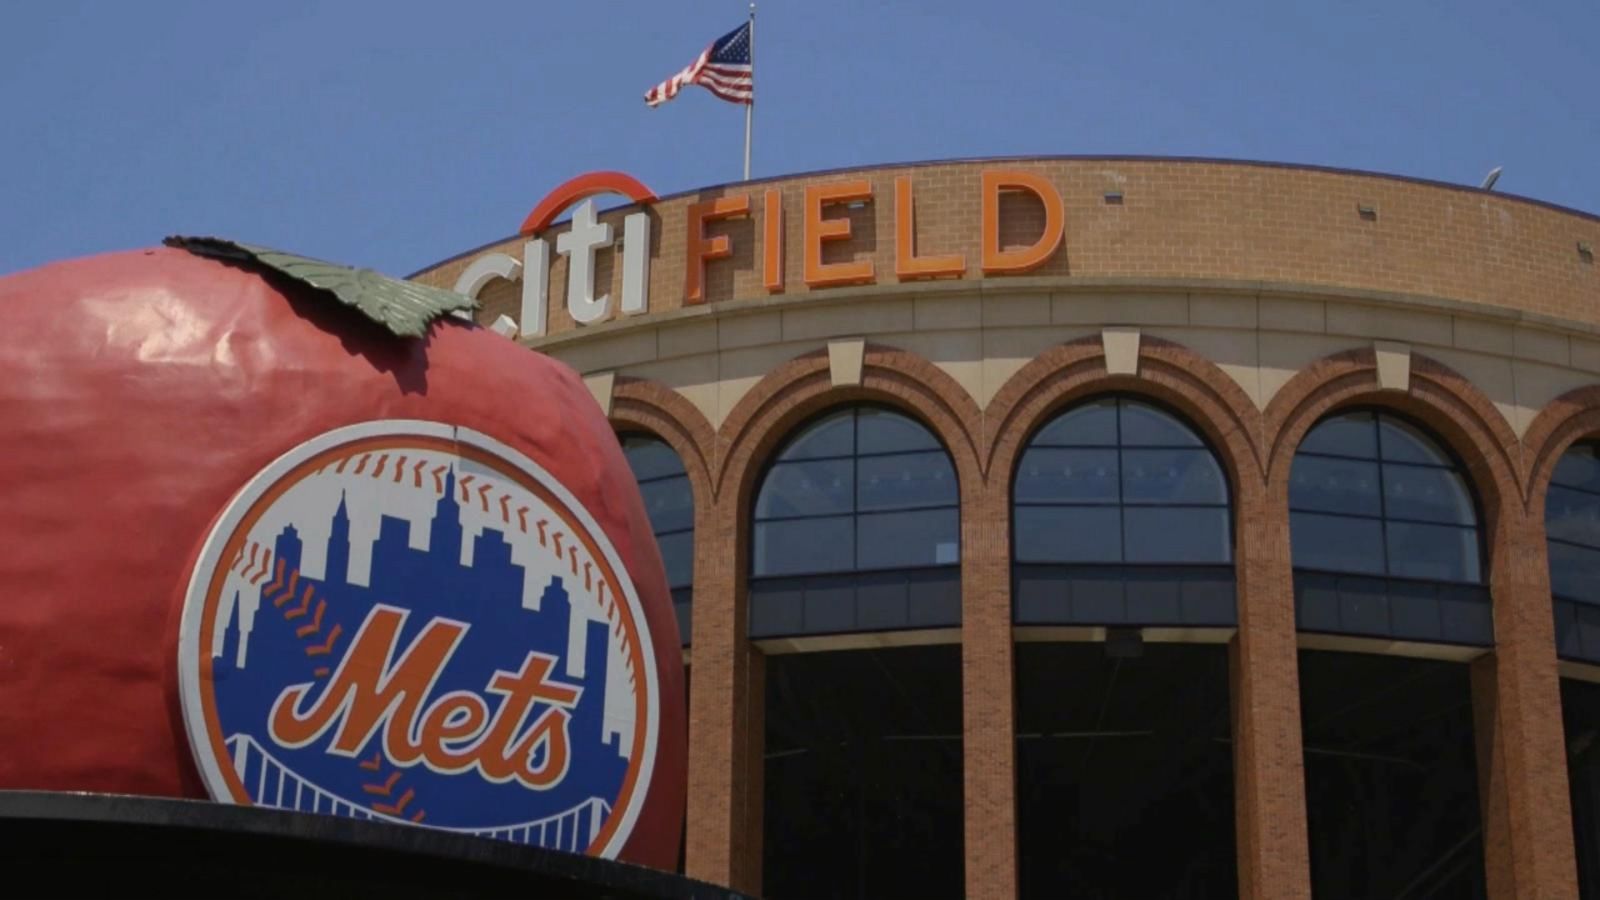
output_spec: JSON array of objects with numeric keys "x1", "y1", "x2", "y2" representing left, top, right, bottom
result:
[
  {"x1": 962, "y1": 477, "x2": 1018, "y2": 900},
  {"x1": 684, "y1": 498, "x2": 763, "y2": 893},
  {"x1": 1230, "y1": 479, "x2": 1313, "y2": 898},
  {"x1": 1473, "y1": 504, "x2": 1579, "y2": 898}
]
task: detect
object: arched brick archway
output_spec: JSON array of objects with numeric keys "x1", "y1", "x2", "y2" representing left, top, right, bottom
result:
[
  {"x1": 1265, "y1": 346, "x2": 1577, "y2": 900},
  {"x1": 983, "y1": 334, "x2": 1305, "y2": 898},
  {"x1": 610, "y1": 375, "x2": 717, "y2": 510},
  {"x1": 1263, "y1": 348, "x2": 1522, "y2": 531},
  {"x1": 1518, "y1": 386, "x2": 1600, "y2": 899},
  {"x1": 605, "y1": 376, "x2": 719, "y2": 884},
  {"x1": 714, "y1": 343, "x2": 984, "y2": 510},
  {"x1": 602, "y1": 376, "x2": 713, "y2": 882},
  {"x1": 983, "y1": 334, "x2": 1265, "y2": 501},
  {"x1": 1524, "y1": 385, "x2": 1600, "y2": 512},
  {"x1": 683, "y1": 343, "x2": 984, "y2": 894}
]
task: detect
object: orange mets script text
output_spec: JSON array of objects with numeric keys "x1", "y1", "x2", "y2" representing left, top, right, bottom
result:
[{"x1": 267, "y1": 604, "x2": 580, "y2": 790}]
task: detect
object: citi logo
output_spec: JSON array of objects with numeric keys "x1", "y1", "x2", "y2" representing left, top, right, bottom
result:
[{"x1": 453, "y1": 172, "x2": 658, "y2": 337}]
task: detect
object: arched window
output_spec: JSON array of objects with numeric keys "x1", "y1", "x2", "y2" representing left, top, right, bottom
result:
[
  {"x1": 620, "y1": 433, "x2": 694, "y2": 645},
  {"x1": 1011, "y1": 396, "x2": 1235, "y2": 626},
  {"x1": 749, "y1": 406, "x2": 960, "y2": 638},
  {"x1": 1289, "y1": 410, "x2": 1490, "y2": 644},
  {"x1": 1546, "y1": 442, "x2": 1600, "y2": 663}
]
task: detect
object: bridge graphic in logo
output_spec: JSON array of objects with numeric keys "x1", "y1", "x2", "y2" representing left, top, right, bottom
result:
[{"x1": 177, "y1": 422, "x2": 659, "y2": 858}]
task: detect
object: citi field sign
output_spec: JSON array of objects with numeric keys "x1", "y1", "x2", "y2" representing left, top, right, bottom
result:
[{"x1": 453, "y1": 168, "x2": 1067, "y2": 336}]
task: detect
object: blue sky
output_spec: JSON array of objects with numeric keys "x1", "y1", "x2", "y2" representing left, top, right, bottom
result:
[{"x1": 2, "y1": 0, "x2": 1595, "y2": 278}]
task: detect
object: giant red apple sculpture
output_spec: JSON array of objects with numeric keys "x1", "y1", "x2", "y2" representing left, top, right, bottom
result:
[{"x1": 0, "y1": 240, "x2": 685, "y2": 869}]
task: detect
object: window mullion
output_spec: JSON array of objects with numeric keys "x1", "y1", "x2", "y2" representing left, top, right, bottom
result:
[
  {"x1": 1116, "y1": 398, "x2": 1128, "y2": 564},
  {"x1": 851, "y1": 408, "x2": 861, "y2": 573},
  {"x1": 1373, "y1": 415, "x2": 1392, "y2": 578}
]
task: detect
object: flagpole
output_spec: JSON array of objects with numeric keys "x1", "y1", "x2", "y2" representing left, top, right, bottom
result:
[{"x1": 743, "y1": 3, "x2": 754, "y2": 181}]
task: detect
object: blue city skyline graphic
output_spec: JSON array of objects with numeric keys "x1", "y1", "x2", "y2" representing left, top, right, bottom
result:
[{"x1": 212, "y1": 468, "x2": 629, "y2": 843}]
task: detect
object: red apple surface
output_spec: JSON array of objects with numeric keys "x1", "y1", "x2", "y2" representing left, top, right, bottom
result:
[{"x1": 0, "y1": 246, "x2": 685, "y2": 868}]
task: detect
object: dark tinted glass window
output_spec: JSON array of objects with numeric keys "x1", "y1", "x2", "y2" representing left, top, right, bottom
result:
[
  {"x1": 1014, "y1": 397, "x2": 1231, "y2": 564},
  {"x1": 778, "y1": 410, "x2": 854, "y2": 459},
  {"x1": 1289, "y1": 411, "x2": 1482, "y2": 584},
  {"x1": 1551, "y1": 540, "x2": 1600, "y2": 603},
  {"x1": 752, "y1": 407, "x2": 959, "y2": 578},
  {"x1": 1031, "y1": 399, "x2": 1117, "y2": 446},
  {"x1": 1550, "y1": 443, "x2": 1600, "y2": 607},
  {"x1": 621, "y1": 434, "x2": 694, "y2": 591},
  {"x1": 1555, "y1": 446, "x2": 1600, "y2": 494}
]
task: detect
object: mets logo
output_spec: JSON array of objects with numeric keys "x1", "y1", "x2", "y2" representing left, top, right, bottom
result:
[{"x1": 177, "y1": 421, "x2": 658, "y2": 858}]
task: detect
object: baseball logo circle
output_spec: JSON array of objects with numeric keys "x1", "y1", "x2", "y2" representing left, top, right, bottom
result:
[{"x1": 177, "y1": 420, "x2": 659, "y2": 858}]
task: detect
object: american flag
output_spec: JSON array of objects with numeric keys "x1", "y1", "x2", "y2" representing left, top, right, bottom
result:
[{"x1": 644, "y1": 21, "x2": 752, "y2": 107}]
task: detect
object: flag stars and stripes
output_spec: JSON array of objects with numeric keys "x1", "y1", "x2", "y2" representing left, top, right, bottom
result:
[{"x1": 645, "y1": 21, "x2": 753, "y2": 108}]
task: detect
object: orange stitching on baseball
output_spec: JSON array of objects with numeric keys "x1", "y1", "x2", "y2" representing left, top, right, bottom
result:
[
  {"x1": 294, "y1": 600, "x2": 327, "y2": 638},
  {"x1": 273, "y1": 571, "x2": 302, "y2": 608},
  {"x1": 430, "y1": 464, "x2": 447, "y2": 493},
  {"x1": 363, "y1": 771, "x2": 402, "y2": 796},
  {"x1": 249, "y1": 549, "x2": 272, "y2": 584},
  {"x1": 312, "y1": 666, "x2": 330, "y2": 678},
  {"x1": 476, "y1": 483, "x2": 493, "y2": 512},
  {"x1": 283, "y1": 585, "x2": 314, "y2": 619},
  {"x1": 458, "y1": 474, "x2": 475, "y2": 502},
  {"x1": 372, "y1": 453, "x2": 389, "y2": 480},
  {"x1": 391, "y1": 455, "x2": 406, "y2": 483},
  {"x1": 304, "y1": 624, "x2": 342, "y2": 656},
  {"x1": 517, "y1": 507, "x2": 530, "y2": 533},
  {"x1": 536, "y1": 520, "x2": 549, "y2": 546},
  {"x1": 262, "y1": 558, "x2": 287, "y2": 596},
  {"x1": 372, "y1": 788, "x2": 416, "y2": 816},
  {"x1": 499, "y1": 494, "x2": 512, "y2": 523},
  {"x1": 359, "y1": 753, "x2": 383, "y2": 772},
  {"x1": 353, "y1": 453, "x2": 371, "y2": 475}
]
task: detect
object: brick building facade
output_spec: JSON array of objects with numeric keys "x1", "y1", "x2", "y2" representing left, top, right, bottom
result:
[{"x1": 413, "y1": 158, "x2": 1600, "y2": 899}]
